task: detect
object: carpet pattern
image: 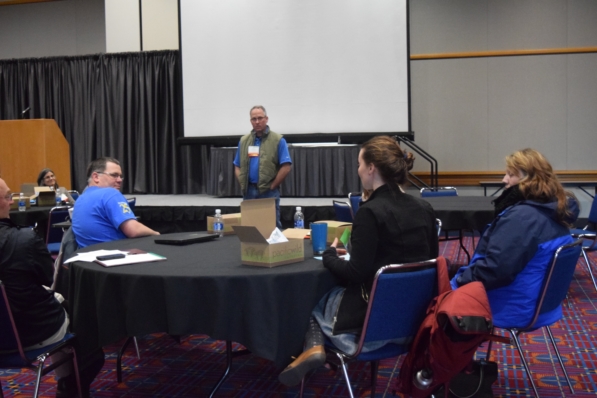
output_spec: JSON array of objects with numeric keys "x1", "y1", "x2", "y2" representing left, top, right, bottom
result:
[{"x1": 1, "y1": 239, "x2": 596, "y2": 397}]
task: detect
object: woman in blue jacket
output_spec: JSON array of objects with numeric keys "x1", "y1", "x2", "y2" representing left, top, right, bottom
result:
[{"x1": 451, "y1": 148, "x2": 578, "y2": 328}]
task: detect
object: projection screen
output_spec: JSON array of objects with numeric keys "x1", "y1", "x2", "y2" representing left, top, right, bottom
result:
[{"x1": 180, "y1": 0, "x2": 410, "y2": 138}]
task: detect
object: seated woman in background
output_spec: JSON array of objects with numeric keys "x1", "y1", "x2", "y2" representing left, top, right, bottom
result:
[
  {"x1": 37, "y1": 168, "x2": 74, "y2": 204},
  {"x1": 278, "y1": 135, "x2": 439, "y2": 387},
  {"x1": 451, "y1": 148, "x2": 578, "y2": 327}
]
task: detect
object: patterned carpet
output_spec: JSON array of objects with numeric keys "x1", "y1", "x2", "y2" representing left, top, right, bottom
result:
[{"x1": 1, "y1": 238, "x2": 596, "y2": 397}]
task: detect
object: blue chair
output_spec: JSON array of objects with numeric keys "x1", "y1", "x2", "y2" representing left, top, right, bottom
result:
[
  {"x1": 127, "y1": 197, "x2": 136, "y2": 212},
  {"x1": 486, "y1": 239, "x2": 583, "y2": 398},
  {"x1": 570, "y1": 197, "x2": 597, "y2": 292},
  {"x1": 45, "y1": 206, "x2": 71, "y2": 255},
  {"x1": 348, "y1": 192, "x2": 361, "y2": 217},
  {"x1": 300, "y1": 258, "x2": 441, "y2": 398},
  {"x1": 333, "y1": 200, "x2": 353, "y2": 223},
  {"x1": 0, "y1": 280, "x2": 83, "y2": 398},
  {"x1": 68, "y1": 190, "x2": 79, "y2": 201},
  {"x1": 420, "y1": 186, "x2": 458, "y2": 197}
]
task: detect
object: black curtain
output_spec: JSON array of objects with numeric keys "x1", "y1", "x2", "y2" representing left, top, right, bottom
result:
[{"x1": 0, "y1": 51, "x2": 206, "y2": 194}]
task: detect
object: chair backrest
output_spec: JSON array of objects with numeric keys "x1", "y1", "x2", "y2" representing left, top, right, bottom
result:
[
  {"x1": 356, "y1": 259, "x2": 439, "y2": 353},
  {"x1": 45, "y1": 206, "x2": 71, "y2": 246},
  {"x1": 51, "y1": 227, "x2": 79, "y2": 295},
  {"x1": 420, "y1": 187, "x2": 458, "y2": 197},
  {"x1": 348, "y1": 192, "x2": 361, "y2": 217},
  {"x1": 127, "y1": 197, "x2": 136, "y2": 211},
  {"x1": 68, "y1": 190, "x2": 79, "y2": 201},
  {"x1": 588, "y1": 198, "x2": 597, "y2": 225},
  {"x1": 527, "y1": 238, "x2": 583, "y2": 329},
  {"x1": 0, "y1": 280, "x2": 27, "y2": 361},
  {"x1": 333, "y1": 200, "x2": 353, "y2": 222}
]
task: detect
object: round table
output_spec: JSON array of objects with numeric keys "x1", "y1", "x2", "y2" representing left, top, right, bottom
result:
[{"x1": 69, "y1": 235, "x2": 337, "y2": 368}]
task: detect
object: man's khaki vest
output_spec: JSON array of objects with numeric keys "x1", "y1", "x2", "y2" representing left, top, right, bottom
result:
[{"x1": 238, "y1": 130, "x2": 282, "y2": 194}]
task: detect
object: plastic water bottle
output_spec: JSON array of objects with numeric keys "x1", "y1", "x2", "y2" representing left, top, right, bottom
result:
[
  {"x1": 214, "y1": 209, "x2": 224, "y2": 237},
  {"x1": 55, "y1": 189, "x2": 62, "y2": 206},
  {"x1": 294, "y1": 206, "x2": 304, "y2": 228},
  {"x1": 18, "y1": 193, "x2": 26, "y2": 212}
]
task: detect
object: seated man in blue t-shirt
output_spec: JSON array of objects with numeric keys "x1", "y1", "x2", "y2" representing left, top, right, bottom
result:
[{"x1": 72, "y1": 157, "x2": 159, "y2": 248}]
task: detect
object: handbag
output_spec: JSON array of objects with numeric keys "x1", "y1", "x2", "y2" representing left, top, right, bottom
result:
[{"x1": 434, "y1": 359, "x2": 498, "y2": 398}]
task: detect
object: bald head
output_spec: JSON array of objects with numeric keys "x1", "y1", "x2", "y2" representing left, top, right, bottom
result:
[{"x1": 0, "y1": 178, "x2": 14, "y2": 219}]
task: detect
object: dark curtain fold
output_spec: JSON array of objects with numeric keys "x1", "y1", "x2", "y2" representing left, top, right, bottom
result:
[{"x1": 0, "y1": 51, "x2": 203, "y2": 194}]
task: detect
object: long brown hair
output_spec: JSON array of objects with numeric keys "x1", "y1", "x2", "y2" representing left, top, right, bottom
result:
[
  {"x1": 505, "y1": 148, "x2": 575, "y2": 225},
  {"x1": 360, "y1": 136, "x2": 414, "y2": 189}
]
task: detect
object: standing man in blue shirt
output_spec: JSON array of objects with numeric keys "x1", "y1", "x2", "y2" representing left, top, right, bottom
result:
[{"x1": 234, "y1": 106, "x2": 292, "y2": 228}]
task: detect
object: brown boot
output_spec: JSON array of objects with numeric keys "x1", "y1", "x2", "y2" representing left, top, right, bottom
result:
[{"x1": 278, "y1": 345, "x2": 326, "y2": 387}]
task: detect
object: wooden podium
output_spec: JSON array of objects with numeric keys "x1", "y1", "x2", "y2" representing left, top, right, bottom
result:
[{"x1": 0, "y1": 119, "x2": 71, "y2": 192}]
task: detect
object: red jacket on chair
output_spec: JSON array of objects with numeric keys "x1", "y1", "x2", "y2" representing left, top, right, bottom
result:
[{"x1": 397, "y1": 257, "x2": 503, "y2": 397}]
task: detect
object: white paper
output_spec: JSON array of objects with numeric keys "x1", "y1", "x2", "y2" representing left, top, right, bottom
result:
[
  {"x1": 64, "y1": 250, "x2": 128, "y2": 264},
  {"x1": 266, "y1": 228, "x2": 289, "y2": 244}
]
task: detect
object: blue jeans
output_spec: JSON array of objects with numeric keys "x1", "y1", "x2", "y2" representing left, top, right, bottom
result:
[{"x1": 244, "y1": 185, "x2": 282, "y2": 229}]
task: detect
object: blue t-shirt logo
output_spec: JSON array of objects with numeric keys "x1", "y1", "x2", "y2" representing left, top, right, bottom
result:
[{"x1": 119, "y1": 202, "x2": 132, "y2": 214}]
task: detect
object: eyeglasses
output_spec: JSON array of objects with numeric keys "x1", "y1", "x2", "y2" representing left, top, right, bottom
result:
[
  {"x1": 250, "y1": 116, "x2": 266, "y2": 123},
  {"x1": 2, "y1": 193, "x2": 13, "y2": 200},
  {"x1": 98, "y1": 172, "x2": 125, "y2": 180}
]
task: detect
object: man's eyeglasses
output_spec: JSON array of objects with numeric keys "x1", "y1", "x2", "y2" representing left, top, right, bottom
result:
[
  {"x1": 250, "y1": 116, "x2": 266, "y2": 123},
  {"x1": 98, "y1": 172, "x2": 125, "y2": 180},
  {"x1": 2, "y1": 193, "x2": 13, "y2": 200}
]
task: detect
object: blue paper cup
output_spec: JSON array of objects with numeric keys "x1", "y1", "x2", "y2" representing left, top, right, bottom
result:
[{"x1": 310, "y1": 223, "x2": 328, "y2": 255}]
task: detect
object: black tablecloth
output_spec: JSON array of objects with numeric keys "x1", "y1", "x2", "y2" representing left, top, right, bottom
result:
[
  {"x1": 9, "y1": 206, "x2": 54, "y2": 240},
  {"x1": 422, "y1": 196, "x2": 495, "y2": 231},
  {"x1": 69, "y1": 235, "x2": 337, "y2": 368}
]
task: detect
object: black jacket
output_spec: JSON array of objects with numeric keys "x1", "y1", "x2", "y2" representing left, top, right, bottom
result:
[
  {"x1": 323, "y1": 185, "x2": 439, "y2": 334},
  {"x1": 0, "y1": 218, "x2": 66, "y2": 348}
]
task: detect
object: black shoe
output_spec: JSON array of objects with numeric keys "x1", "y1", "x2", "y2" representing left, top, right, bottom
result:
[
  {"x1": 278, "y1": 345, "x2": 326, "y2": 387},
  {"x1": 56, "y1": 375, "x2": 88, "y2": 398}
]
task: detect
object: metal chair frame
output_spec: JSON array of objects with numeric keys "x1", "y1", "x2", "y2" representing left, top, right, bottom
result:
[
  {"x1": 0, "y1": 281, "x2": 83, "y2": 398},
  {"x1": 570, "y1": 197, "x2": 597, "y2": 292},
  {"x1": 300, "y1": 258, "x2": 440, "y2": 398},
  {"x1": 485, "y1": 239, "x2": 583, "y2": 398}
]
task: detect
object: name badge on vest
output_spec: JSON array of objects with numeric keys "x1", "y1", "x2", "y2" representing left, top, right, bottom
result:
[{"x1": 248, "y1": 145, "x2": 260, "y2": 157}]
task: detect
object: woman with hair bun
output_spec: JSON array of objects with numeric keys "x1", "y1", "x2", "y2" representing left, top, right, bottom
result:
[
  {"x1": 278, "y1": 136, "x2": 439, "y2": 386},
  {"x1": 451, "y1": 148, "x2": 579, "y2": 327}
]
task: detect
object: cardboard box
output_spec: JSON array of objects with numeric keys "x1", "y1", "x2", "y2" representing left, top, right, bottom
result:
[
  {"x1": 313, "y1": 220, "x2": 352, "y2": 244},
  {"x1": 9, "y1": 193, "x2": 31, "y2": 210},
  {"x1": 282, "y1": 228, "x2": 310, "y2": 240},
  {"x1": 233, "y1": 198, "x2": 304, "y2": 267},
  {"x1": 207, "y1": 213, "x2": 241, "y2": 235},
  {"x1": 34, "y1": 186, "x2": 56, "y2": 206}
]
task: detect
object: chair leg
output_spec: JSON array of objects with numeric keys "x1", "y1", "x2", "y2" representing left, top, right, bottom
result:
[
  {"x1": 133, "y1": 336, "x2": 141, "y2": 359},
  {"x1": 546, "y1": 326, "x2": 575, "y2": 394},
  {"x1": 509, "y1": 330, "x2": 540, "y2": 398},
  {"x1": 117, "y1": 337, "x2": 134, "y2": 382},
  {"x1": 485, "y1": 338, "x2": 493, "y2": 362},
  {"x1": 370, "y1": 360, "x2": 379, "y2": 397},
  {"x1": 33, "y1": 354, "x2": 49, "y2": 398},
  {"x1": 458, "y1": 230, "x2": 471, "y2": 264},
  {"x1": 581, "y1": 249, "x2": 597, "y2": 293},
  {"x1": 334, "y1": 353, "x2": 354, "y2": 398},
  {"x1": 299, "y1": 376, "x2": 305, "y2": 398}
]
